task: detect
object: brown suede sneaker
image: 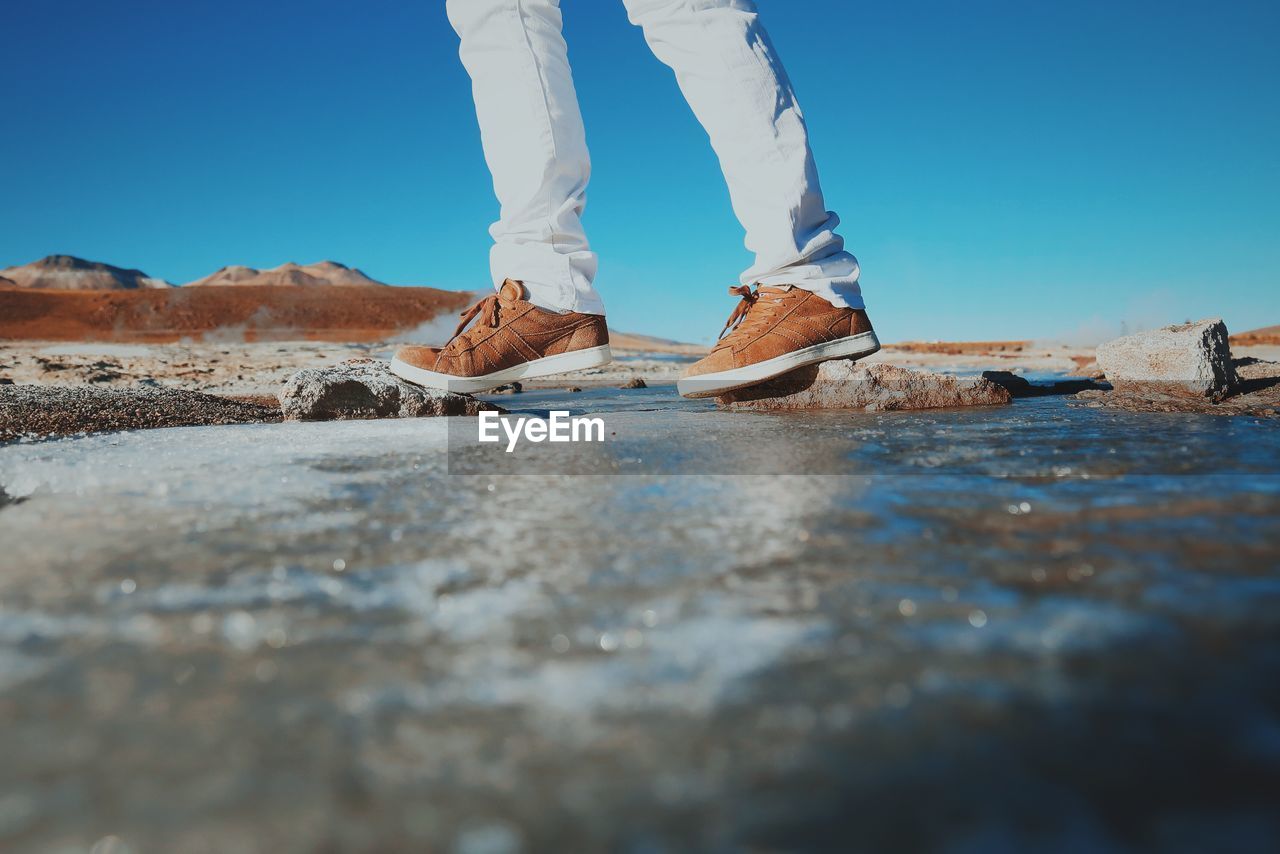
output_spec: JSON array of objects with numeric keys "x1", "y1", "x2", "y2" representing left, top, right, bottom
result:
[
  {"x1": 390, "y1": 279, "x2": 611, "y2": 393},
  {"x1": 677, "y1": 285, "x2": 879, "y2": 398}
]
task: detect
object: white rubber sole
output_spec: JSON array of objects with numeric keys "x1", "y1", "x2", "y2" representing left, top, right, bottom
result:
[
  {"x1": 390, "y1": 344, "x2": 613, "y2": 394},
  {"x1": 677, "y1": 331, "x2": 881, "y2": 398}
]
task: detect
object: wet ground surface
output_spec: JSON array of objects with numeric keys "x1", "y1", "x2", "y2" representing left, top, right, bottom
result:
[{"x1": 1, "y1": 385, "x2": 1279, "y2": 852}]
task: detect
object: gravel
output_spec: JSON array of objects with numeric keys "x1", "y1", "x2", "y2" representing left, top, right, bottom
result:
[{"x1": 0, "y1": 384, "x2": 281, "y2": 442}]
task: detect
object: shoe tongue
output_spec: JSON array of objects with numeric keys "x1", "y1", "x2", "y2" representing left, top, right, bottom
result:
[
  {"x1": 498, "y1": 279, "x2": 526, "y2": 302},
  {"x1": 758, "y1": 285, "x2": 792, "y2": 297}
]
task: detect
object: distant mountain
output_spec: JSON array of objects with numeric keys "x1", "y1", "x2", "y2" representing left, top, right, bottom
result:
[
  {"x1": 1231, "y1": 324, "x2": 1280, "y2": 346},
  {"x1": 0, "y1": 255, "x2": 173, "y2": 290},
  {"x1": 608, "y1": 330, "x2": 708, "y2": 355},
  {"x1": 185, "y1": 261, "x2": 384, "y2": 288}
]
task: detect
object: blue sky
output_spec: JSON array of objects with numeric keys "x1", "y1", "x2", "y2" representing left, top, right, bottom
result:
[{"x1": 2, "y1": 0, "x2": 1277, "y2": 344}]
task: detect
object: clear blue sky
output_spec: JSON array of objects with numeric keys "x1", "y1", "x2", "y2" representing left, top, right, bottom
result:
[{"x1": 3, "y1": 0, "x2": 1277, "y2": 344}]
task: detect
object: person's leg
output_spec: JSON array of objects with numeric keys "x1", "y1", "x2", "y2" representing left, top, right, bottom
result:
[
  {"x1": 446, "y1": 0, "x2": 605, "y2": 315},
  {"x1": 621, "y1": 0, "x2": 862, "y2": 310},
  {"x1": 391, "y1": 0, "x2": 610, "y2": 393}
]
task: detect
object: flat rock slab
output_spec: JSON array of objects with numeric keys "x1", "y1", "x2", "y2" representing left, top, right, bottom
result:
[
  {"x1": 0, "y1": 385, "x2": 280, "y2": 442},
  {"x1": 1072, "y1": 357, "x2": 1280, "y2": 416},
  {"x1": 1071, "y1": 388, "x2": 1279, "y2": 416},
  {"x1": 1096, "y1": 317, "x2": 1238, "y2": 398},
  {"x1": 981, "y1": 370, "x2": 1108, "y2": 398},
  {"x1": 717, "y1": 361, "x2": 1012, "y2": 411},
  {"x1": 279, "y1": 359, "x2": 504, "y2": 421}
]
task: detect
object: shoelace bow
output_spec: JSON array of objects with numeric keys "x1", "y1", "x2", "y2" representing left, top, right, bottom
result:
[
  {"x1": 716, "y1": 284, "x2": 786, "y2": 346},
  {"x1": 447, "y1": 292, "x2": 505, "y2": 346}
]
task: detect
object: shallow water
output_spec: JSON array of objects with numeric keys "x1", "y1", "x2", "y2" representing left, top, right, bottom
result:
[{"x1": 1, "y1": 387, "x2": 1278, "y2": 852}]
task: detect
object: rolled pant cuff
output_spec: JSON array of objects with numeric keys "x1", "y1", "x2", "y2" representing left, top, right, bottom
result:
[
  {"x1": 489, "y1": 242, "x2": 606, "y2": 316},
  {"x1": 751, "y1": 249, "x2": 866, "y2": 310}
]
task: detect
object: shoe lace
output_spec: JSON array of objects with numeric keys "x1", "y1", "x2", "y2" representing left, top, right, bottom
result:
[
  {"x1": 447, "y1": 292, "x2": 505, "y2": 347},
  {"x1": 715, "y1": 285, "x2": 787, "y2": 348}
]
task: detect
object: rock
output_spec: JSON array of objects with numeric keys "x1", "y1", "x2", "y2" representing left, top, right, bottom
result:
[
  {"x1": 718, "y1": 362, "x2": 1011, "y2": 411},
  {"x1": 1095, "y1": 318, "x2": 1238, "y2": 399},
  {"x1": 1234, "y1": 356, "x2": 1280, "y2": 385},
  {"x1": 979, "y1": 370, "x2": 1034, "y2": 397},
  {"x1": 565, "y1": 386, "x2": 583, "y2": 393},
  {"x1": 619, "y1": 377, "x2": 648, "y2": 389},
  {"x1": 0, "y1": 384, "x2": 280, "y2": 441},
  {"x1": 490, "y1": 382, "x2": 523, "y2": 394},
  {"x1": 1071, "y1": 386, "x2": 1280, "y2": 416},
  {"x1": 1071, "y1": 356, "x2": 1280, "y2": 416},
  {"x1": 981, "y1": 370, "x2": 1107, "y2": 398},
  {"x1": 278, "y1": 359, "x2": 503, "y2": 421}
]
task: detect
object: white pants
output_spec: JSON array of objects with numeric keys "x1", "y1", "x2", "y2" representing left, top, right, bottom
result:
[{"x1": 445, "y1": 0, "x2": 863, "y2": 316}]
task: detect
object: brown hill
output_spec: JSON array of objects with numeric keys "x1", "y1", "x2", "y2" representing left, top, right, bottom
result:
[
  {"x1": 0, "y1": 286, "x2": 469, "y2": 343},
  {"x1": 0, "y1": 255, "x2": 173, "y2": 290},
  {"x1": 1231, "y1": 325, "x2": 1280, "y2": 347},
  {"x1": 885, "y1": 340, "x2": 1030, "y2": 355},
  {"x1": 186, "y1": 260, "x2": 384, "y2": 288},
  {"x1": 609, "y1": 330, "x2": 708, "y2": 355}
]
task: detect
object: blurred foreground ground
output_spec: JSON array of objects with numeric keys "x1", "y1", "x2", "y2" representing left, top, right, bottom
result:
[{"x1": 1, "y1": 382, "x2": 1278, "y2": 852}]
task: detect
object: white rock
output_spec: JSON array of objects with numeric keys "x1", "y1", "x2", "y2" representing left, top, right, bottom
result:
[
  {"x1": 278, "y1": 359, "x2": 503, "y2": 421},
  {"x1": 1095, "y1": 318, "x2": 1237, "y2": 398}
]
